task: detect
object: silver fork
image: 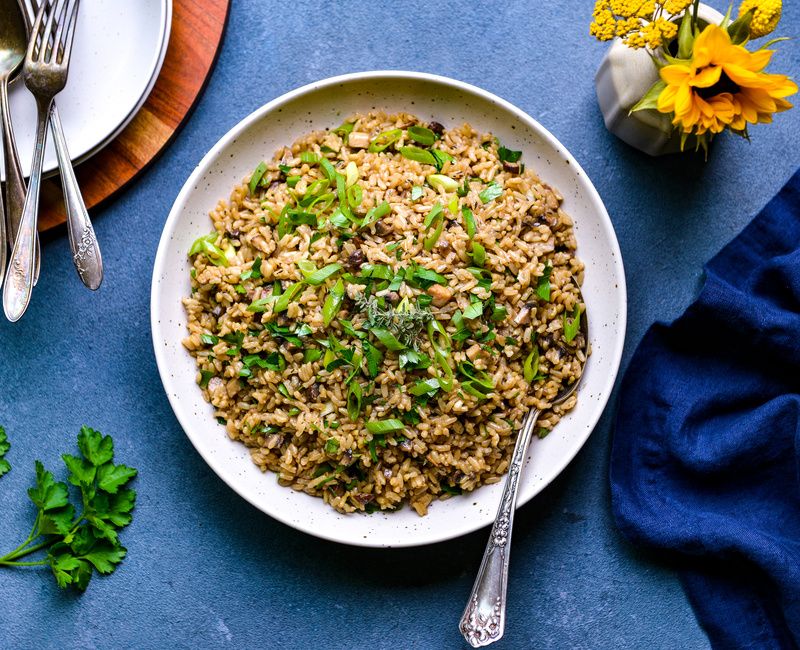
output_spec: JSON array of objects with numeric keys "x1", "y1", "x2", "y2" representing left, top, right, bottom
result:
[
  {"x1": 20, "y1": 0, "x2": 102, "y2": 292},
  {"x1": 3, "y1": 0, "x2": 81, "y2": 321}
]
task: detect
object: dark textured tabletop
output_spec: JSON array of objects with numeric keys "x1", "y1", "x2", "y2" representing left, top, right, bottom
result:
[{"x1": 1, "y1": 1, "x2": 798, "y2": 648}]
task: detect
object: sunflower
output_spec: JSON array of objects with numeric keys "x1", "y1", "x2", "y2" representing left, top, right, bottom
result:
[{"x1": 657, "y1": 24, "x2": 797, "y2": 137}]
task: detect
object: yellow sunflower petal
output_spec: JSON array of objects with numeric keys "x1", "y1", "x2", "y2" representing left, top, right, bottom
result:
[{"x1": 691, "y1": 65, "x2": 722, "y2": 88}]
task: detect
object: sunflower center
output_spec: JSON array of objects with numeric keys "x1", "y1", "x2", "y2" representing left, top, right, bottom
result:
[{"x1": 695, "y1": 69, "x2": 741, "y2": 99}]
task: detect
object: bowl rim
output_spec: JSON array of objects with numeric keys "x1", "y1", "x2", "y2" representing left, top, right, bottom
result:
[{"x1": 150, "y1": 70, "x2": 628, "y2": 547}]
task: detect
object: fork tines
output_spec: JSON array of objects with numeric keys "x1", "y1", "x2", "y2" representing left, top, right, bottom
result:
[{"x1": 27, "y1": 0, "x2": 80, "y2": 65}]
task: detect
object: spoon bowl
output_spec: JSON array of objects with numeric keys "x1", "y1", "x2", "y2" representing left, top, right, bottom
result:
[{"x1": 0, "y1": 0, "x2": 27, "y2": 81}]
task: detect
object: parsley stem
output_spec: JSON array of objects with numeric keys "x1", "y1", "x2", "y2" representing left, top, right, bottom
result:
[
  {"x1": 0, "y1": 559, "x2": 48, "y2": 567},
  {"x1": 3, "y1": 539, "x2": 54, "y2": 561},
  {"x1": 1, "y1": 513, "x2": 41, "y2": 560}
]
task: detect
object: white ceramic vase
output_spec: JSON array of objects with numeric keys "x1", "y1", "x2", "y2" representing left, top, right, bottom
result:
[{"x1": 594, "y1": 3, "x2": 724, "y2": 156}]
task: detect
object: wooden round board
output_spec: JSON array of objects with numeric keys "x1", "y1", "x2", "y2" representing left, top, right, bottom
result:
[{"x1": 38, "y1": 0, "x2": 231, "y2": 231}]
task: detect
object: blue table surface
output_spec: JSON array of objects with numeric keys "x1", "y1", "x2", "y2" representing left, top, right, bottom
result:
[{"x1": 1, "y1": 1, "x2": 799, "y2": 648}]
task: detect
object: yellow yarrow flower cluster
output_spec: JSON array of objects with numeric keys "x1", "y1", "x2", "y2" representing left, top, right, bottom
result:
[
  {"x1": 590, "y1": 0, "x2": 684, "y2": 48},
  {"x1": 738, "y1": 0, "x2": 782, "y2": 38},
  {"x1": 661, "y1": 0, "x2": 693, "y2": 15}
]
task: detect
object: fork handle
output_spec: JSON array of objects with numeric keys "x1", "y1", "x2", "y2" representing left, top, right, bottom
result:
[
  {"x1": 1, "y1": 78, "x2": 41, "y2": 285},
  {"x1": 3, "y1": 96, "x2": 51, "y2": 321},
  {"x1": 49, "y1": 102, "x2": 102, "y2": 290},
  {"x1": 459, "y1": 408, "x2": 541, "y2": 648}
]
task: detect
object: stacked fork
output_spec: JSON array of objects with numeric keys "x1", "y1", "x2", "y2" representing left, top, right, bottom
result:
[{"x1": 1, "y1": 0, "x2": 102, "y2": 322}]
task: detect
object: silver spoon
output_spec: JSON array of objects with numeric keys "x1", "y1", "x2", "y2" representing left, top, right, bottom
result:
[
  {"x1": 0, "y1": 0, "x2": 28, "y2": 288},
  {"x1": 0, "y1": 0, "x2": 41, "y2": 287},
  {"x1": 459, "y1": 291, "x2": 589, "y2": 648}
]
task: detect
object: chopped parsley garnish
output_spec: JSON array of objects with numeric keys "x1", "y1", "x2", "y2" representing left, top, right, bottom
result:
[
  {"x1": 497, "y1": 146, "x2": 522, "y2": 163},
  {"x1": 479, "y1": 181, "x2": 504, "y2": 204},
  {"x1": 536, "y1": 262, "x2": 553, "y2": 301}
]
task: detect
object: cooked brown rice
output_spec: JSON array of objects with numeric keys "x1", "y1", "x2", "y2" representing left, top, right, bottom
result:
[{"x1": 182, "y1": 112, "x2": 586, "y2": 516}]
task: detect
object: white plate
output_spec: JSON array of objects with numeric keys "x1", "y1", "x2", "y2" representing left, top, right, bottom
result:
[
  {"x1": 151, "y1": 72, "x2": 627, "y2": 548},
  {"x1": 1, "y1": 0, "x2": 172, "y2": 180}
]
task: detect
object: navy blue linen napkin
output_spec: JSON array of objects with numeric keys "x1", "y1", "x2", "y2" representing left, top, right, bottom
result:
[{"x1": 611, "y1": 170, "x2": 800, "y2": 649}]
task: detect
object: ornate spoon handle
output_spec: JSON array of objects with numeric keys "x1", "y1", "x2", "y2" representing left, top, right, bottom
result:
[
  {"x1": 49, "y1": 102, "x2": 102, "y2": 290},
  {"x1": 0, "y1": 77, "x2": 40, "y2": 285},
  {"x1": 3, "y1": 96, "x2": 51, "y2": 321},
  {"x1": 459, "y1": 408, "x2": 540, "y2": 648}
]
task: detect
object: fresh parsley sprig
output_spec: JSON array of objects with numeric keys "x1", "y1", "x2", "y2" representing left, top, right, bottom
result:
[
  {"x1": 0, "y1": 426, "x2": 10, "y2": 477},
  {"x1": 0, "y1": 426, "x2": 137, "y2": 591}
]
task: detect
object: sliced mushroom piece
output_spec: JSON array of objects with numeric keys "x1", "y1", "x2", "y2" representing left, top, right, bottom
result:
[
  {"x1": 513, "y1": 302, "x2": 537, "y2": 325},
  {"x1": 347, "y1": 131, "x2": 371, "y2": 149},
  {"x1": 426, "y1": 284, "x2": 454, "y2": 306}
]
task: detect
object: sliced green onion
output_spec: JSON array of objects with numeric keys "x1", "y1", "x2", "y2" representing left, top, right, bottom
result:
[
  {"x1": 346, "y1": 183, "x2": 363, "y2": 208},
  {"x1": 423, "y1": 203, "x2": 443, "y2": 230},
  {"x1": 302, "y1": 263, "x2": 342, "y2": 286},
  {"x1": 366, "y1": 419, "x2": 405, "y2": 434},
  {"x1": 371, "y1": 328, "x2": 405, "y2": 351},
  {"x1": 523, "y1": 347, "x2": 540, "y2": 383},
  {"x1": 471, "y1": 242, "x2": 486, "y2": 267},
  {"x1": 274, "y1": 282, "x2": 304, "y2": 313},
  {"x1": 408, "y1": 125, "x2": 437, "y2": 146},
  {"x1": 333, "y1": 121, "x2": 355, "y2": 141},
  {"x1": 368, "y1": 129, "x2": 402, "y2": 153},
  {"x1": 345, "y1": 161, "x2": 359, "y2": 187},
  {"x1": 479, "y1": 182, "x2": 503, "y2": 204},
  {"x1": 456, "y1": 178, "x2": 470, "y2": 197},
  {"x1": 361, "y1": 201, "x2": 391, "y2": 229},
  {"x1": 335, "y1": 172, "x2": 356, "y2": 223},
  {"x1": 458, "y1": 361, "x2": 494, "y2": 392},
  {"x1": 249, "y1": 161, "x2": 267, "y2": 195},
  {"x1": 435, "y1": 351, "x2": 454, "y2": 391},
  {"x1": 563, "y1": 304, "x2": 583, "y2": 343},
  {"x1": 448, "y1": 196, "x2": 459, "y2": 215},
  {"x1": 188, "y1": 233, "x2": 228, "y2": 266},
  {"x1": 399, "y1": 146, "x2": 437, "y2": 166},
  {"x1": 536, "y1": 262, "x2": 553, "y2": 302},
  {"x1": 347, "y1": 382, "x2": 363, "y2": 421},
  {"x1": 461, "y1": 381, "x2": 489, "y2": 400},
  {"x1": 427, "y1": 174, "x2": 459, "y2": 193},
  {"x1": 321, "y1": 279, "x2": 344, "y2": 328},
  {"x1": 300, "y1": 151, "x2": 319, "y2": 164},
  {"x1": 305, "y1": 192, "x2": 335, "y2": 212},
  {"x1": 410, "y1": 185, "x2": 424, "y2": 202},
  {"x1": 462, "y1": 207, "x2": 476, "y2": 239},
  {"x1": 319, "y1": 158, "x2": 337, "y2": 182},
  {"x1": 303, "y1": 178, "x2": 330, "y2": 199},
  {"x1": 427, "y1": 319, "x2": 452, "y2": 354},
  {"x1": 286, "y1": 175, "x2": 301, "y2": 188},
  {"x1": 423, "y1": 216, "x2": 445, "y2": 251}
]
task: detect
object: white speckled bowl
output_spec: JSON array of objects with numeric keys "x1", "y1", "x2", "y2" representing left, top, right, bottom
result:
[{"x1": 151, "y1": 71, "x2": 627, "y2": 548}]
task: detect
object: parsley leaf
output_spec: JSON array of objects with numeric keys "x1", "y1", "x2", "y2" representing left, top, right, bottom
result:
[{"x1": 0, "y1": 426, "x2": 10, "y2": 477}]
